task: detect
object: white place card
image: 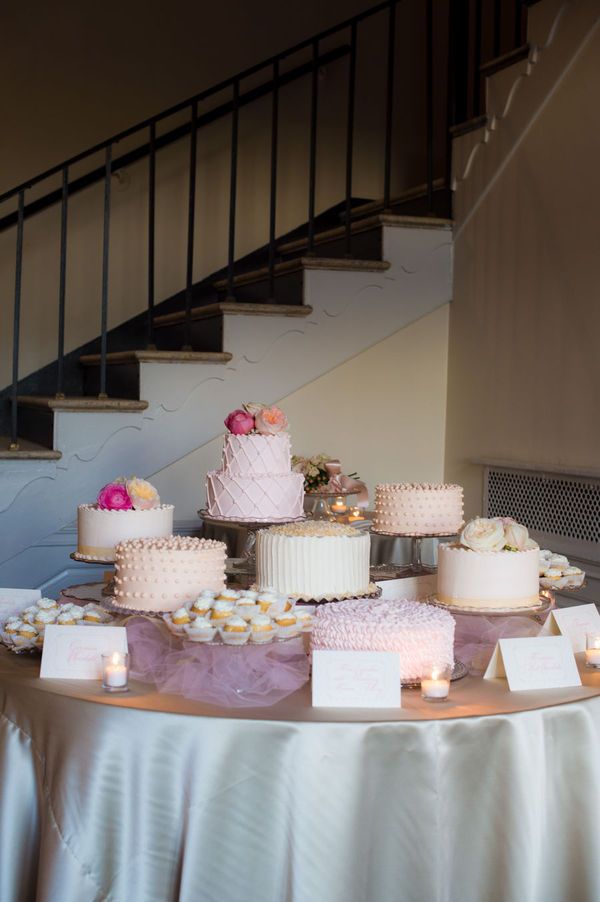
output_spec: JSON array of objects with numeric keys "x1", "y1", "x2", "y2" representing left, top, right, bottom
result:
[
  {"x1": 40, "y1": 625, "x2": 128, "y2": 680},
  {"x1": 538, "y1": 604, "x2": 600, "y2": 653},
  {"x1": 312, "y1": 649, "x2": 401, "y2": 708},
  {"x1": 483, "y1": 636, "x2": 581, "y2": 691},
  {"x1": 0, "y1": 588, "x2": 41, "y2": 620}
]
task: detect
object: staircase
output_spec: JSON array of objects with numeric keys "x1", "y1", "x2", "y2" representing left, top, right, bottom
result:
[{"x1": 0, "y1": 0, "x2": 539, "y2": 590}]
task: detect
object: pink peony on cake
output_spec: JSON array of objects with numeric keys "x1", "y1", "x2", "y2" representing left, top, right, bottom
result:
[
  {"x1": 311, "y1": 598, "x2": 455, "y2": 683},
  {"x1": 437, "y1": 516, "x2": 540, "y2": 611},
  {"x1": 77, "y1": 477, "x2": 173, "y2": 561},
  {"x1": 112, "y1": 535, "x2": 226, "y2": 612},
  {"x1": 372, "y1": 483, "x2": 464, "y2": 536},
  {"x1": 205, "y1": 402, "x2": 304, "y2": 522}
]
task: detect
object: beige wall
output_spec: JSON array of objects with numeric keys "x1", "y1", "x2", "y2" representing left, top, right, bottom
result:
[
  {"x1": 445, "y1": 2, "x2": 600, "y2": 517},
  {"x1": 152, "y1": 304, "x2": 450, "y2": 519}
]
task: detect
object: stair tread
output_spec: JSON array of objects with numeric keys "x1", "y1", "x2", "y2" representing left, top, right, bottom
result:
[
  {"x1": 154, "y1": 302, "x2": 313, "y2": 328},
  {"x1": 79, "y1": 350, "x2": 233, "y2": 365},
  {"x1": 279, "y1": 213, "x2": 452, "y2": 255},
  {"x1": 450, "y1": 115, "x2": 489, "y2": 138},
  {"x1": 214, "y1": 257, "x2": 390, "y2": 291},
  {"x1": 480, "y1": 44, "x2": 530, "y2": 77},
  {"x1": 0, "y1": 436, "x2": 62, "y2": 459},
  {"x1": 17, "y1": 395, "x2": 149, "y2": 411},
  {"x1": 348, "y1": 178, "x2": 447, "y2": 220}
]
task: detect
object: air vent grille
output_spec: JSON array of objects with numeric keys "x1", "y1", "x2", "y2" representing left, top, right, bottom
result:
[{"x1": 486, "y1": 468, "x2": 600, "y2": 545}]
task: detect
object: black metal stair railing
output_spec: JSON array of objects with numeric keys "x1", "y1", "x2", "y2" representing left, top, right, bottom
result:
[{"x1": 2, "y1": 0, "x2": 531, "y2": 450}]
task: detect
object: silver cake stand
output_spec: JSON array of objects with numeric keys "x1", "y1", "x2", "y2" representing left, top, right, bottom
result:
[
  {"x1": 70, "y1": 551, "x2": 116, "y2": 596},
  {"x1": 198, "y1": 510, "x2": 305, "y2": 575},
  {"x1": 369, "y1": 531, "x2": 457, "y2": 578}
]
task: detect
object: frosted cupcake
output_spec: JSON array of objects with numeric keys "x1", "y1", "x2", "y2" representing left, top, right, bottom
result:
[
  {"x1": 4, "y1": 619, "x2": 22, "y2": 637},
  {"x1": 249, "y1": 614, "x2": 276, "y2": 644},
  {"x1": 38, "y1": 598, "x2": 58, "y2": 612},
  {"x1": 57, "y1": 611, "x2": 77, "y2": 625},
  {"x1": 83, "y1": 606, "x2": 103, "y2": 624},
  {"x1": 34, "y1": 609, "x2": 58, "y2": 631},
  {"x1": 172, "y1": 607, "x2": 191, "y2": 625},
  {"x1": 238, "y1": 590, "x2": 259, "y2": 602},
  {"x1": 22, "y1": 606, "x2": 39, "y2": 625},
  {"x1": 274, "y1": 612, "x2": 299, "y2": 638},
  {"x1": 18, "y1": 622, "x2": 38, "y2": 640},
  {"x1": 69, "y1": 606, "x2": 85, "y2": 622},
  {"x1": 211, "y1": 600, "x2": 236, "y2": 622},
  {"x1": 294, "y1": 610, "x2": 313, "y2": 631},
  {"x1": 220, "y1": 616, "x2": 250, "y2": 645},
  {"x1": 257, "y1": 592, "x2": 279, "y2": 614},
  {"x1": 191, "y1": 597, "x2": 212, "y2": 618},
  {"x1": 216, "y1": 588, "x2": 240, "y2": 603},
  {"x1": 184, "y1": 617, "x2": 217, "y2": 643}
]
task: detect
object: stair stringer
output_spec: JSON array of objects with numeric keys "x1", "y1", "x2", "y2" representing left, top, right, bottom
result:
[{"x1": 0, "y1": 223, "x2": 452, "y2": 571}]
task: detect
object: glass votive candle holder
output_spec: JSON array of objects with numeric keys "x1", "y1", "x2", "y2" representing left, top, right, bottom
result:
[
  {"x1": 101, "y1": 651, "x2": 129, "y2": 692},
  {"x1": 421, "y1": 664, "x2": 452, "y2": 701},
  {"x1": 585, "y1": 634, "x2": 600, "y2": 669}
]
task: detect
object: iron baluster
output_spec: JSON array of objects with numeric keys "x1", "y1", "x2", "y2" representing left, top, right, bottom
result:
[
  {"x1": 307, "y1": 39, "x2": 319, "y2": 254},
  {"x1": 226, "y1": 80, "x2": 240, "y2": 302},
  {"x1": 344, "y1": 22, "x2": 357, "y2": 256},
  {"x1": 99, "y1": 146, "x2": 112, "y2": 399},
  {"x1": 56, "y1": 168, "x2": 68, "y2": 399}
]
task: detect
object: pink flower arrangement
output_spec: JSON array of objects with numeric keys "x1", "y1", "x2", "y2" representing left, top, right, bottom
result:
[
  {"x1": 255, "y1": 406, "x2": 288, "y2": 435},
  {"x1": 224, "y1": 409, "x2": 255, "y2": 435},
  {"x1": 96, "y1": 476, "x2": 160, "y2": 511},
  {"x1": 97, "y1": 482, "x2": 133, "y2": 511}
]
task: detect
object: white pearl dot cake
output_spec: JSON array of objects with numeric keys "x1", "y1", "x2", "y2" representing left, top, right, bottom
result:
[
  {"x1": 311, "y1": 599, "x2": 455, "y2": 683},
  {"x1": 373, "y1": 483, "x2": 464, "y2": 536},
  {"x1": 256, "y1": 521, "x2": 372, "y2": 601},
  {"x1": 77, "y1": 504, "x2": 174, "y2": 561},
  {"x1": 113, "y1": 535, "x2": 226, "y2": 612}
]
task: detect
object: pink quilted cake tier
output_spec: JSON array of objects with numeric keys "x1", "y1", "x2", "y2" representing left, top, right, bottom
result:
[
  {"x1": 311, "y1": 598, "x2": 455, "y2": 682},
  {"x1": 206, "y1": 471, "x2": 305, "y2": 522},
  {"x1": 221, "y1": 433, "x2": 291, "y2": 476},
  {"x1": 373, "y1": 483, "x2": 464, "y2": 536}
]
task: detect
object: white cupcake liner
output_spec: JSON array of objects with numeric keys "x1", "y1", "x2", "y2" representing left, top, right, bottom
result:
[{"x1": 218, "y1": 627, "x2": 251, "y2": 646}]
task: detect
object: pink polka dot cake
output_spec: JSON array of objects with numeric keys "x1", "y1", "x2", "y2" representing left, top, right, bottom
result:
[{"x1": 311, "y1": 598, "x2": 455, "y2": 683}]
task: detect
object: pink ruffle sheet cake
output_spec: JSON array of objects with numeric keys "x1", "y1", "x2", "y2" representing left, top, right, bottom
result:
[{"x1": 311, "y1": 598, "x2": 455, "y2": 683}]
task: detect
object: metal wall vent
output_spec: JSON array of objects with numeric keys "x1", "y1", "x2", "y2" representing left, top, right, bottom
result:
[{"x1": 483, "y1": 466, "x2": 600, "y2": 567}]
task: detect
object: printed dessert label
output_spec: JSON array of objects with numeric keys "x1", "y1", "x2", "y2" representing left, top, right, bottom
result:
[
  {"x1": 40, "y1": 625, "x2": 128, "y2": 680},
  {"x1": 312, "y1": 649, "x2": 401, "y2": 707},
  {"x1": 0, "y1": 588, "x2": 41, "y2": 620},
  {"x1": 538, "y1": 604, "x2": 600, "y2": 653},
  {"x1": 484, "y1": 636, "x2": 581, "y2": 690}
]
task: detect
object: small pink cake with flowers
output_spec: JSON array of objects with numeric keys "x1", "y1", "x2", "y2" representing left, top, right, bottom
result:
[
  {"x1": 437, "y1": 516, "x2": 540, "y2": 611},
  {"x1": 77, "y1": 477, "x2": 173, "y2": 561},
  {"x1": 205, "y1": 402, "x2": 305, "y2": 522}
]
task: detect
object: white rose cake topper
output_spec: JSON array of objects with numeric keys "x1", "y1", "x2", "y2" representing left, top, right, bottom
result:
[{"x1": 459, "y1": 516, "x2": 538, "y2": 552}]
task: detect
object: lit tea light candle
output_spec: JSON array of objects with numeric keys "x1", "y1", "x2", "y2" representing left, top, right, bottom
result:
[
  {"x1": 331, "y1": 496, "x2": 347, "y2": 514},
  {"x1": 348, "y1": 507, "x2": 364, "y2": 523},
  {"x1": 421, "y1": 665, "x2": 451, "y2": 701},
  {"x1": 102, "y1": 651, "x2": 129, "y2": 692},
  {"x1": 585, "y1": 634, "x2": 600, "y2": 669}
]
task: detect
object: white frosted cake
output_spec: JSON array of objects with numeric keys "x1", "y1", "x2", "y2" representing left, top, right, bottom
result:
[
  {"x1": 256, "y1": 521, "x2": 372, "y2": 601},
  {"x1": 436, "y1": 517, "x2": 540, "y2": 611},
  {"x1": 373, "y1": 483, "x2": 464, "y2": 536},
  {"x1": 312, "y1": 598, "x2": 455, "y2": 682},
  {"x1": 205, "y1": 403, "x2": 304, "y2": 522},
  {"x1": 77, "y1": 477, "x2": 173, "y2": 561},
  {"x1": 112, "y1": 535, "x2": 226, "y2": 612}
]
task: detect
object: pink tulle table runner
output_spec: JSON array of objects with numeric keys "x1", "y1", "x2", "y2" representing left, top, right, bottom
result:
[
  {"x1": 126, "y1": 617, "x2": 310, "y2": 707},
  {"x1": 454, "y1": 611, "x2": 543, "y2": 674}
]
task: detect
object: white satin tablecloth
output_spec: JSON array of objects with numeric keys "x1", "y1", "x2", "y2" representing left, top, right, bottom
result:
[{"x1": 2, "y1": 648, "x2": 600, "y2": 902}]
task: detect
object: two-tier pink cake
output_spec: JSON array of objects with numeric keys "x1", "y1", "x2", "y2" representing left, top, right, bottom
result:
[{"x1": 205, "y1": 403, "x2": 304, "y2": 522}]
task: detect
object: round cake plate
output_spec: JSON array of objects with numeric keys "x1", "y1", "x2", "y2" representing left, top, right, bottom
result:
[
  {"x1": 250, "y1": 584, "x2": 382, "y2": 606},
  {"x1": 370, "y1": 530, "x2": 457, "y2": 539},
  {"x1": 198, "y1": 510, "x2": 306, "y2": 529},
  {"x1": 424, "y1": 594, "x2": 554, "y2": 617},
  {"x1": 70, "y1": 551, "x2": 115, "y2": 565},
  {"x1": 402, "y1": 660, "x2": 468, "y2": 690},
  {"x1": 305, "y1": 489, "x2": 358, "y2": 498}
]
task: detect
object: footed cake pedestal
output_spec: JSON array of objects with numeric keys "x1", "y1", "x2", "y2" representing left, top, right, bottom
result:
[
  {"x1": 370, "y1": 532, "x2": 456, "y2": 578},
  {"x1": 198, "y1": 510, "x2": 305, "y2": 576},
  {"x1": 70, "y1": 552, "x2": 115, "y2": 596}
]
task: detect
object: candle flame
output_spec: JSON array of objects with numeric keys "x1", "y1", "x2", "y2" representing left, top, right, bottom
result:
[
  {"x1": 431, "y1": 667, "x2": 440, "y2": 681},
  {"x1": 111, "y1": 651, "x2": 120, "y2": 665},
  {"x1": 594, "y1": 639, "x2": 600, "y2": 650}
]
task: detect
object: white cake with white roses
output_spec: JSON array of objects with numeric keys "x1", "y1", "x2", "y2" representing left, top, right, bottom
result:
[{"x1": 436, "y1": 517, "x2": 540, "y2": 611}]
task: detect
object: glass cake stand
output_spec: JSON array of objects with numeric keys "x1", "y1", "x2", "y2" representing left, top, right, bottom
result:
[
  {"x1": 198, "y1": 510, "x2": 305, "y2": 575},
  {"x1": 369, "y1": 531, "x2": 457, "y2": 578},
  {"x1": 304, "y1": 490, "x2": 363, "y2": 522},
  {"x1": 70, "y1": 552, "x2": 116, "y2": 596}
]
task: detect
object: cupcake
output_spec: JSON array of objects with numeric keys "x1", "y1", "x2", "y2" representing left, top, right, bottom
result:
[
  {"x1": 57, "y1": 611, "x2": 77, "y2": 625},
  {"x1": 550, "y1": 554, "x2": 569, "y2": 568},
  {"x1": 216, "y1": 588, "x2": 240, "y2": 603},
  {"x1": 249, "y1": 614, "x2": 276, "y2": 644},
  {"x1": 4, "y1": 619, "x2": 22, "y2": 636},
  {"x1": 191, "y1": 598, "x2": 211, "y2": 618},
  {"x1": 18, "y1": 622, "x2": 38, "y2": 639},
  {"x1": 235, "y1": 602, "x2": 259, "y2": 622},
  {"x1": 220, "y1": 616, "x2": 250, "y2": 645},
  {"x1": 257, "y1": 592, "x2": 279, "y2": 614},
  {"x1": 22, "y1": 606, "x2": 39, "y2": 624},
  {"x1": 184, "y1": 617, "x2": 217, "y2": 643},
  {"x1": 274, "y1": 612, "x2": 299, "y2": 638},
  {"x1": 544, "y1": 568, "x2": 563, "y2": 581},
  {"x1": 294, "y1": 610, "x2": 313, "y2": 631},
  {"x1": 83, "y1": 607, "x2": 103, "y2": 624},
  {"x1": 69, "y1": 606, "x2": 85, "y2": 622},
  {"x1": 38, "y1": 598, "x2": 58, "y2": 612},
  {"x1": 210, "y1": 600, "x2": 235, "y2": 622},
  {"x1": 238, "y1": 590, "x2": 259, "y2": 602},
  {"x1": 34, "y1": 609, "x2": 58, "y2": 630},
  {"x1": 171, "y1": 607, "x2": 191, "y2": 625}
]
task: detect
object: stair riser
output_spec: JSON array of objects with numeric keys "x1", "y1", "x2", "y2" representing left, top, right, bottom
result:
[
  {"x1": 279, "y1": 228, "x2": 382, "y2": 260},
  {"x1": 16, "y1": 407, "x2": 54, "y2": 449},
  {"x1": 83, "y1": 365, "x2": 141, "y2": 400},
  {"x1": 153, "y1": 316, "x2": 223, "y2": 353},
  {"x1": 217, "y1": 270, "x2": 303, "y2": 304}
]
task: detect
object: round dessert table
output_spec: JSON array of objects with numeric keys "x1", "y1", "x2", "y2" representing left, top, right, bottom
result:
[{"x1": 2, "y1": 648, "x2": 600, "y2": 902}]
